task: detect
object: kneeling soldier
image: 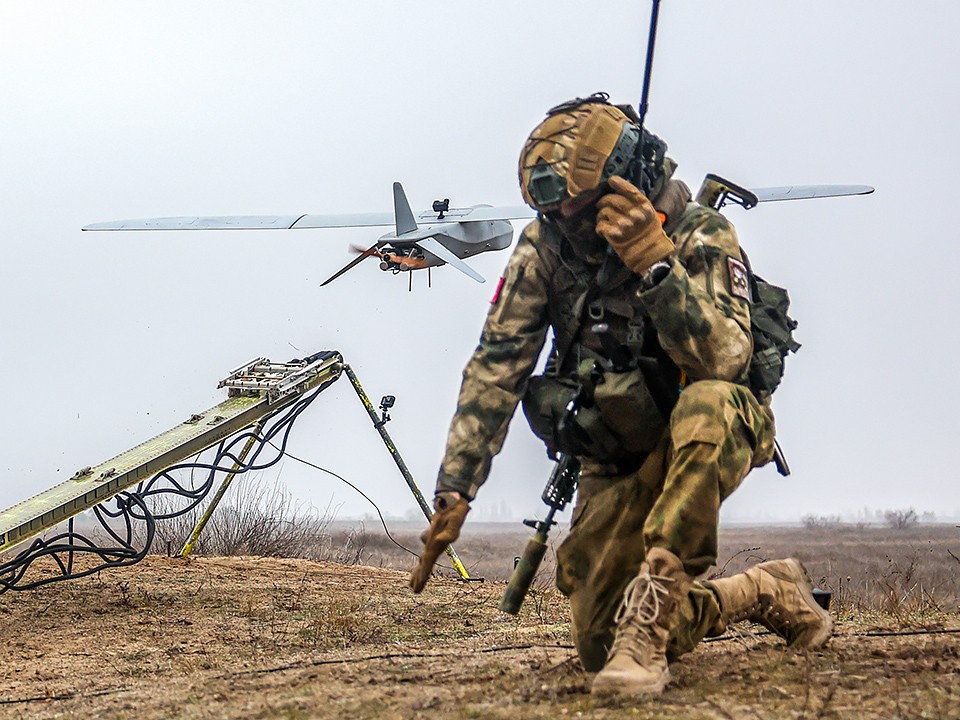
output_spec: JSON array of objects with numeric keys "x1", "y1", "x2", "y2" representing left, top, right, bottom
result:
[{"x1": 410, "y1": 94, "x2": 832, "y2": 695}]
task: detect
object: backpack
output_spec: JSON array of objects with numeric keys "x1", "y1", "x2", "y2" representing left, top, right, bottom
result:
[
  {"x1": 741, "y1": 250, "x2": 800, "y2": 397},
  {"x1": 694, "y1": 175, "x2": 801, "y2": 397}
]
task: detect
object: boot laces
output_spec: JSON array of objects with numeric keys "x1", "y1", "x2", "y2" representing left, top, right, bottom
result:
[
  {"x1": 743, "y1": 567, "x2": 799, "y2": 639},
  {"x1": 608, "y1": 568, "x2": 674, "y2": 658}
]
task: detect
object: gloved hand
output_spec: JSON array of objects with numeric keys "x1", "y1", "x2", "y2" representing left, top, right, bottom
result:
[
  {"x1": 409, "y1": 491, "x2": 470, "y2": 593},
  {"x1": 595, "y1": 175, "x2": 674, "y2": 275}
]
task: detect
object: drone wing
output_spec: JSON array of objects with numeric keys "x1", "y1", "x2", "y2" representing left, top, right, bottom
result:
[
  {"x1": 82, "y1": 215, "x2": 304, "y2": 231},
  {"x1": 286, "y1": 200, "x2": 535, "y2": 229},
  {"x1": 82, "y1": 206, "x2": 536, "y2": 232},
  {"x1": 83, "y1": 182, "x2": 874, "y2": 232},
  {"x1": 753, "y1": 185, "x2": 875, "y2": 203},
  {"x1": 82, "y1": 212, "x2": 396, "y2": 231}
]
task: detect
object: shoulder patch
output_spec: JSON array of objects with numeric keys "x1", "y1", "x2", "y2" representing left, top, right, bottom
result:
[
  {"x1": 727, "y1": 256, "x2": 750, "y2": 301},
  {"x1": 490, "y1": 276, "x2": 506, "y2": 304}
]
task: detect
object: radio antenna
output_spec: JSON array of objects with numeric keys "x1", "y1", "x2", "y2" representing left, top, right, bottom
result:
[{"x1": 637, "y1": 0, "x2": 662, "y2": 137}]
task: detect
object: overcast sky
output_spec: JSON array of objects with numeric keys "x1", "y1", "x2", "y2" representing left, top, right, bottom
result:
[{"x1": 1, "y1": 1, "x2": 958, "y2": 529}]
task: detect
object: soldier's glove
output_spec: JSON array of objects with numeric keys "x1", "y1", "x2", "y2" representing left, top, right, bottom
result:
[
  {"x1": 596, "y1": 175, "x2": 674, "y2": 275},
  {"x1": 409, "y1": 492, "x2": 470, "y2": 593}
]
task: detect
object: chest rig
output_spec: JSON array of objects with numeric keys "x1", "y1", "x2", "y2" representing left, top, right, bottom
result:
[
  {"x1": 520, "y1": 221, "x2": 680, "y2": 465},
  {"x1": 548, "y1": 234, "x2": 648, "y2": 373}
]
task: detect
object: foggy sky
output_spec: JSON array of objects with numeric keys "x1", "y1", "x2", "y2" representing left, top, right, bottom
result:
[{"x1": 1, "y1": 1, "x2": 958, "y2": 528}]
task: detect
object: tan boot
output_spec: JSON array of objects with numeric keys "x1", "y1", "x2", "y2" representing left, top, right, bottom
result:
[
  {"x1": 591, "y1": 548, "x2": 688, "y2": 696},
  {"x1": 708, "y1": 558, "x2": 833, "y2": 648}
]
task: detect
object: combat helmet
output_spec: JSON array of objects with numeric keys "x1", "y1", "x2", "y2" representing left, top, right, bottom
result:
[{"x1": 518, "y1": 93, "x2": 668, "y2": 216}]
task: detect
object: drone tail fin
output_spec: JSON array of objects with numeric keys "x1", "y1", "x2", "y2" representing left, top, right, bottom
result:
[{"x1": 393, "y1": 182, "x2": 418, "y2": 235}]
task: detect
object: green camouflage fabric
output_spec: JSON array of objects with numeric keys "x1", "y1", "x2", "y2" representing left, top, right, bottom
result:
[
  {"x1": 556, "y1": 380, "x2": 775, "y2": 671},
  {"x1": 643, "y1": 203, "x2": 754, "y2": 383},
  {"x1": 437, "y1": 199, "x2": 764, "y2": 499},
  {"x1": 436, "y1": 226, "x2": 553, "y2": 500}
]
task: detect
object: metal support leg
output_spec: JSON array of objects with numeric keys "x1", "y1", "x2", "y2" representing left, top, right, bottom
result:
[
  {"x1": 343, "y1": 364, "x2": 472, "y2": 580},
  {"x1": 179, "y1": 423, "x2": 262, "y2": 558}
]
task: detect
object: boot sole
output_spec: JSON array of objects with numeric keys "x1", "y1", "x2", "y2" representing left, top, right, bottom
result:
[
  {"x1": 783, "y1": 558, "x2": 834, "y2": 649},
  {"x1": 591, "y1": 667, "x2": 670, "y2": 696}
]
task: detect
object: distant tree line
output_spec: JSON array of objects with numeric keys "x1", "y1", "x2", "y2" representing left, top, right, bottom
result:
[{"x1": 801, "y1": 507, "x2": 929, "y2": 531}]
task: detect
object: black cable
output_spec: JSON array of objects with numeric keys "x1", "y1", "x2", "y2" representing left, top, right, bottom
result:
[
  {"x1": 0, "y1": 491, "x2": 155, "y2": 592},
  {"x1": 266, "y1": 443, "x2": 466, "y2": 574},
  {"x1": 265, "y1": 441, "x2": 424, "y2": 562}
]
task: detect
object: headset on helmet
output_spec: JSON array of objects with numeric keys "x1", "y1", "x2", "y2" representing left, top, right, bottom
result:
[{"x1": 518, "y1": 93, "x2": 668, "y2": 215}]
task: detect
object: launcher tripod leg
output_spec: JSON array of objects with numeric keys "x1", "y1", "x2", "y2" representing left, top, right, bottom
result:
[
  {"x1": 179, "y1": 421, "x2": 264, "y2": 558},
  {"x1": 343, "y1": 364, "x2": 473, "y2": 581}
]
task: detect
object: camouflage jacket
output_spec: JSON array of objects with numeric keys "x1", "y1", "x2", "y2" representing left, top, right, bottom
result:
[{"x1": 436, "y1": 202, "x2": 754, "y2": 500}]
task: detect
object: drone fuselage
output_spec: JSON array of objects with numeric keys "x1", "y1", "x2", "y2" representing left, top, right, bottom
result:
[{"x1": 378, "y1": 217, "x2": 514, "y2": 271}]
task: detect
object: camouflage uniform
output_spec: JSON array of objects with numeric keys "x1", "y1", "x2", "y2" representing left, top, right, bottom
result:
[{"x1": 437, "y1": 193, "x2": 776, "y2": 671}]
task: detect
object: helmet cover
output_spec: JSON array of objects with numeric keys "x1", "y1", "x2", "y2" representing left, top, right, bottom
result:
[{"x1": 519, "y1": 94, "x2": 642, "y2": 213}]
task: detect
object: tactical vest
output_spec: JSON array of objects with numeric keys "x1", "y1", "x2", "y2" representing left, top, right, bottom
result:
[
  {"x1": 521, "y1": 205, "x2": 799, "y2": 464},
  {"x1": 521, "y1": 221, "x2": 676, "y2": 464}
]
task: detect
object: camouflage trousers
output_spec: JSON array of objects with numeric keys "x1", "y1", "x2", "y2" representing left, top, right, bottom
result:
[{"x1": 555, "y1": 380, "x2": 775, "y2": 672}]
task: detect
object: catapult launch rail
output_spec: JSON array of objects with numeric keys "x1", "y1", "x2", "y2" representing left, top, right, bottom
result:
[
  {"x1": 0, "y1": 352, "x2": 344, "y2": 556},
  {"x1": 0, "y1": 350, "x2": 471, "y2": 592}
]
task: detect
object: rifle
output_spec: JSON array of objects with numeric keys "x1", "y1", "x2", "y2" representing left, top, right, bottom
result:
[{"x1": 499, "y1": 453, "x2": 581, "y2": 615}]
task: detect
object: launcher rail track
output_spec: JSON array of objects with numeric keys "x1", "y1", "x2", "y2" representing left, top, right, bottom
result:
[
  {"x1": 0, "y1": 352, "x2": 343, "y2": 556},
  {"x1": 0, "y1": 350, "x2": 471, "y2": 593}
]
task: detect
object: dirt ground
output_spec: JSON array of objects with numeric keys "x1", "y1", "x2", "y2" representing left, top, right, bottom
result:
[{"x1": 1, "y1": 540, "x2": 958, "y2": 720}]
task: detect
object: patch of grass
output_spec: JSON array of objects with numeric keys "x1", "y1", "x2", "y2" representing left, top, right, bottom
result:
[{"x1": 297, "y1": 598, "x2": 385, "y2": 650}]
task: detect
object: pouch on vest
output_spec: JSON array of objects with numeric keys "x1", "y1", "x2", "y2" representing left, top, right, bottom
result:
[
  {"x1": 521, "y1": 375, "x2": 621, "y2": 460},
  {"x1": 746, "y1": 274, "x2": 800, "y2": 396},
  {"x1": 592, "y1": 368, "x2": 668, "y2": 454}
]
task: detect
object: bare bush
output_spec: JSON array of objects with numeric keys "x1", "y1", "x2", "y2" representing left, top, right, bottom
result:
[
  {"x1": 801, "y1": 514, "x2": 842, "y2": 530},
  {"x1": 333, "y1": 523, "x2": 370, "y2": 566},
  {"x1": 148, "y1": 476, "x2": 338, "y2": 560},
  {"x1": 884, "y1": 508, "x2": 919, "y2": 530}
]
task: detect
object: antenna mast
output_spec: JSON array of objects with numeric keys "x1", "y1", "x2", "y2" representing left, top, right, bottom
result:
[{"x1": 637, "y1": 0, "x2": 662, "y2": 137}]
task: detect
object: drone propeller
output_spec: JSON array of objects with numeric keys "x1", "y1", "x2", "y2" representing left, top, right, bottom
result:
[
  {"x1": 321, "y1": 241, "x2": 386, "y2": 286},
  {"x1": 349, "y1": 243, "x2": 382, "y2": 259}
]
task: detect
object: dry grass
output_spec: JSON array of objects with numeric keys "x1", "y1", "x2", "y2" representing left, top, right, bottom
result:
[
  {"x1": 146, "y1": 476, "x2": 339, "y2": 560},
  {"x1": 714, "y1": 525, "x2": 960, "y2": 621},
  {"x1": 0, "y1": 525, "x2": 957, "y2": 719}
]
